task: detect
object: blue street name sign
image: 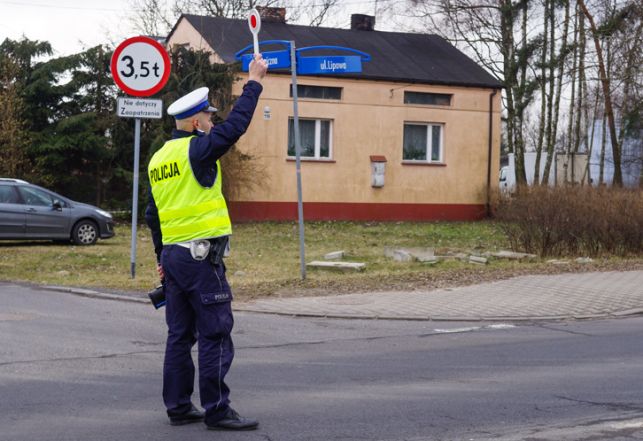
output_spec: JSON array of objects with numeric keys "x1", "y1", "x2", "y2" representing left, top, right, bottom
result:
[
  {"x1": 241, "y1": 49, "x2": 291, "y2": 71},
  {"x1": 296, "y1": 55, "x2": 362, "y2": 75}
]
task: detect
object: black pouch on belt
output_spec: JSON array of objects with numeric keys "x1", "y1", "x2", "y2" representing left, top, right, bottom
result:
[{"x1": 208, "y1": 236, "x2": 229, "y2": 266}]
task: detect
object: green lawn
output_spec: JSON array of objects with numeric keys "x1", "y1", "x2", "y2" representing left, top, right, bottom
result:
[{"x1": 0, "y1": 221, "x2": 639, "y2": 300}]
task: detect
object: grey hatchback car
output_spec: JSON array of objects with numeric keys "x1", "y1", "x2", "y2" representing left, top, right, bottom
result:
[{"x1": 0, "y1": 178, "x2": 115, "y2": 245}]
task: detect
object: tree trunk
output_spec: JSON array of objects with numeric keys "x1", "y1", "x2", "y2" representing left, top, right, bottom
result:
[
  {"x1": 565, "y1": 5, "x2": 579, "y2": 184},
  {"x1": 581, "y1": 89, "x2": 600, "y2": 186},
  {"x1": 500, "y1": 0, "x2": 526, "y2": 185},
  {"x1": 577, "y1": 0, "x2": 623, "y2": 186},
  {"x1": 95, "y1": 46, "x2": 104, "y2": 207},
  {"x1": 95, "y1": 168, "x2": 102, "y2": 207},
  {"x1": 574, "y1": 8, "x2": 586, "y2": 157},
  {"x1": 540, "y1": 0, "x2": 557, "y2": 185},
  {"x1": 535, "y1": 0, "x2": 549, "y2": 186},
  {"x1": 616, "y1": 15, "x2": 642, "y2": 156},
  {"x1": 600, "y1": 113, "x2": 607, "y2": 184},
  {"x1": 543, "y1": 0, "x2": 571, "y2": 184},
  {"x1": 514, "y1": 0, "x2": 530, "y2": 186}
]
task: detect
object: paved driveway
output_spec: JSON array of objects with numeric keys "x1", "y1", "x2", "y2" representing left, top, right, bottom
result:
[{"x1": 237, "y1": 270, "x2": 643, "y2": 320}]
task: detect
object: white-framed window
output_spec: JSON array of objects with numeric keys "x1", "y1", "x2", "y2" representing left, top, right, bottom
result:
[
  {"x1": 403, "y1": 122, "x2": 444, "y2": 163},
  {"x1": 287, "y1": 117, "x2": 332, "y2": 159}
]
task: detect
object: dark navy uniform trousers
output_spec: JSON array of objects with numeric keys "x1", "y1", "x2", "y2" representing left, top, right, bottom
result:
[{"x1": 161, "y1": 244, "x2": 234, "y2": 424}]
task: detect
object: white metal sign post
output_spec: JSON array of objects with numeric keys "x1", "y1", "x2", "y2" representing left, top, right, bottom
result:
[{"x1": 111, "y1": 36, "x2": 170, "y2": 278}]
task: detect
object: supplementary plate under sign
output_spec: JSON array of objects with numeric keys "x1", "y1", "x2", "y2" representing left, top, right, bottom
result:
[{"x1": 117, "y1": 97, "x2": 163, "y2": 119}]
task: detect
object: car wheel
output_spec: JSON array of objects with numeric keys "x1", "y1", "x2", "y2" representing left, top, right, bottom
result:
[{"x1": 72, "y1": 220, "x2": 98, "y2": 245}]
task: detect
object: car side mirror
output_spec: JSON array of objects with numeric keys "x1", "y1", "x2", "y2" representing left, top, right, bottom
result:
[{"x1": 52, "y1": 200, "x2": 63, "y2": 211}]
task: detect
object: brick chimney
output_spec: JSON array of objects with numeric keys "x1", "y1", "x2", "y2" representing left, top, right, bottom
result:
[
  {"x1": 256, "y1": 6, "x2": 286, "y2": 23},
  {"x1": 351, "y1": 14, "x2": 375, "y2": 31}
]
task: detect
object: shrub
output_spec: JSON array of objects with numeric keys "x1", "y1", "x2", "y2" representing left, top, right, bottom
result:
[
  {"x1": 221, "y1": 146, "x2": 266, "y2": 201},
  {"x1": 495, "y1": 186, "x2": 643, "y2": 257}
]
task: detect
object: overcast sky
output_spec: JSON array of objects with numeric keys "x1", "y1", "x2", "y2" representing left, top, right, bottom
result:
[
  {"x1": 0, "y1": 0, "x2": 137, "y2": 56},
  {"x1": 0, "y1": 0, "x2": 398, "y2": 57}
]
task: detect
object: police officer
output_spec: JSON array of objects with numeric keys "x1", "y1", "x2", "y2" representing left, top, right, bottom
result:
[{"x1": 145, "y1": 54, "x2": 268, "y2": 431}]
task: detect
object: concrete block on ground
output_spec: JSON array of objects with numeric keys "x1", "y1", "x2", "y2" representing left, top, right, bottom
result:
[
  {"x1": 393, "y1": 250, "x2": 413, "y2": 262},
  {"x1": 324, "y1": 250, "x2": 345, "y2": 260},
  {"x1": 547, "y1": 259, "x2": 570, "y2": 265},
  {"x1": 436, "y1": 252, "x2": 469, "y2": 261},
  {"x1": 575, "y1": 257, "x2": 593, "y2": 264},
  {"x1": 490, "y1": 250, "x2": 537, "y2": 260},
  {"x1": 407, "y1": 249, "x2": 435, "y2": 262},
  {"x1": 384, "y1": 246, "x2": 434, "y2": 259},
  {"x1": 469, "y1": 255, "x2": 488, "y2": 265},
  {"x1": 307, "y1": 261, "x2": 366, "y2": 271}
]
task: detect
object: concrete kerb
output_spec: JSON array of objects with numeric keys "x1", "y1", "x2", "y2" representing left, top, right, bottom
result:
[
  {"x1": 610, "y1": 308, "x2": 643, "y2": 317},
  {"x1": 42, "y1": 285, "x2": 148, "y2": 305},
  {"x1": 230, "y1": 307, "x2": 642, "y2": 322},
  {"x1": 34, "y1": 278, "x2": 643, "y2": 323}
]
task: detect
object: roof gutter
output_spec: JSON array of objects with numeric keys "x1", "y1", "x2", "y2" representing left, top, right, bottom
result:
[{"x1": 486, "y1": 89, "x2": 498, "y2": 216}]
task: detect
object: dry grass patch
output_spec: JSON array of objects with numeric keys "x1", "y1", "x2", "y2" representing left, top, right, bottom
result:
[{"x1": 0, "y1": 220, "x2": 640, "y2": 301}]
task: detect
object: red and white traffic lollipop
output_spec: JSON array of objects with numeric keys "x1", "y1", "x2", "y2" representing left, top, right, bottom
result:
[{"x1": 247, "y1": 8, "x2": 261, "y2": 55}]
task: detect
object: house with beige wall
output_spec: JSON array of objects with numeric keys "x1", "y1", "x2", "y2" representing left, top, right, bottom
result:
[{"x1": 166, "y1": 11, "x2": 503, "y2": 221}]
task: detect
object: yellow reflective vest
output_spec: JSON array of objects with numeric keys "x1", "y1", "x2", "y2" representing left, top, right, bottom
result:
[{"x1": 148, "y1": 136, "x2": 231, "y2": 244}]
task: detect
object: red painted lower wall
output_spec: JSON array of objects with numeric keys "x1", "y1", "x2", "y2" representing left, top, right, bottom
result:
[{"x1": 228, "y1": 201, "x2": 487, "y2": 222}]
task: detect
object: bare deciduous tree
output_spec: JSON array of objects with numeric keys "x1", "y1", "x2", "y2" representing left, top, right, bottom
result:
[
  {"x1": 307, "y1": 0, "x2": 341, "y2": 26},
  {"x1": 578, "y1": 0, "x2": 623, "y2": 185},
  {"x1": 129, "y1": 0, "x2": 344, "y2": 35},
  {"x1": 405, "y1": 0, "x2": 539, "y2": 185},
  {"x1": 540, "y1": 0, "x2": 571, "y2": 185},
  {"x1": 129, "y1": 0, "x2": 177, "y2": 36},
  {"x1": 401, "y1": 0, "x2": 641, "y2": 188}
]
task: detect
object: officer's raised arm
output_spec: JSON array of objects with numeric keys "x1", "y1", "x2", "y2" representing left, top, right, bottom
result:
[{"x1": 188, "y1": 55, "x2": 268, "y2": 169}]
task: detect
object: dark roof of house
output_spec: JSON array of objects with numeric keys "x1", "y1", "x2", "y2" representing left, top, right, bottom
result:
[{"x1": 169, "y1": 15, "x2": 503, "y2": 89}]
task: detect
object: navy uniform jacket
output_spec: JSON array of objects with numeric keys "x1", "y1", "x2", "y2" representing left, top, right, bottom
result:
[{"x1": 145, "y1": 81, "x2": 263, "y2": 262}]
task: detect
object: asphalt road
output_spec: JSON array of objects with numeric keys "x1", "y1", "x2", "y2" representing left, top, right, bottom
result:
[{"x1": 1, "y1": 282, "x2": 643, "y2": 441}]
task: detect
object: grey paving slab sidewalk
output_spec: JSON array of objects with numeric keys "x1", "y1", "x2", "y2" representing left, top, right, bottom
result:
[{"x1": 235, "y1": 270, "x2": 643, "y2": 321}]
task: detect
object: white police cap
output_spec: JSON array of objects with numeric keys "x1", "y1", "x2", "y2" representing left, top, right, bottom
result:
[{"x1": 167, "y1": 87, "x2": 218, "y2": 119}]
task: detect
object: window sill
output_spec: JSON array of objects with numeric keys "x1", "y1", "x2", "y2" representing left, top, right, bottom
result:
[
  {"x1": 401, "y1": 161, "x2": 446, "y2": 166},
  {"x1": 286, "y1": 158, "x2": 336, "y2": 163}
]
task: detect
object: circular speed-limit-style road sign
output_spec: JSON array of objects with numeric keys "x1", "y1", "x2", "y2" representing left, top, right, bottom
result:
[{"x1": 111, "y1": 36, "x2": 171, "y2": 97}]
